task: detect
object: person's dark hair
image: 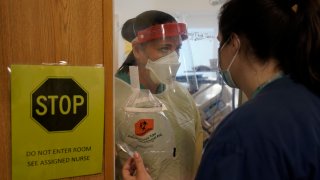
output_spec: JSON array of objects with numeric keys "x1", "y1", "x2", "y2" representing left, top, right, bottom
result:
[
  {"x1": 117, "y1": 10, "x2": 177, "y2": 74},
  {"x1": 218, "y1": 0, "x2": 320, "y2": 96}
]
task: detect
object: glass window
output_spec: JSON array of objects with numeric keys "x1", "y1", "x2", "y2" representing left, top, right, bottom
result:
[{"x1": 113, "y1": 0, "x2": 239, "y2": 148}]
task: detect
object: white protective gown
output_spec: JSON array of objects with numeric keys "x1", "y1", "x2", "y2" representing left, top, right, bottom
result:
[{"x1": 115, "y1": 77, "x2": 203, "y2": 180}]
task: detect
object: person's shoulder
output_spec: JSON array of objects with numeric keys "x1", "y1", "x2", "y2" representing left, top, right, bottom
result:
[
  {"x1": 114, "y1": 77, "x2": 132, "y2": 106},
  {"x1": 115, "y1": 76, "x2": 131, "y2": 88},
  {"x1": 171, "y1": 81, "x2": 193, "y2": 95},
  {"x1": 254, "y1": 76, "x2": 320, "y2": 114},
  {"x1": 217, "y1": 76, "x2": 320, "y2": 140}
]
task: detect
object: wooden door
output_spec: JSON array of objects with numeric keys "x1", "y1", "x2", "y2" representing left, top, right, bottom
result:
[{"x1": 0, "y1": 0, "x2": 114, "y2": 179}]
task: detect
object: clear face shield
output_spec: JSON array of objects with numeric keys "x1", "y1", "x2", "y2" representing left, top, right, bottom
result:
[{"x1": 133, "y1": 23, "x2": 198, "y2": 92}]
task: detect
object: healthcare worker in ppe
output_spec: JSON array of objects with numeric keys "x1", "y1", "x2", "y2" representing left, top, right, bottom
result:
[{"x1": 115, "y1": 10, "x2": 203, "y2": 180}]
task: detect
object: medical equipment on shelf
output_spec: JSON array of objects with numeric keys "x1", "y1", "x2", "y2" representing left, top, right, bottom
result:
[{"x1": 193, "y1": 83, "x2": 233, "y2": 141}]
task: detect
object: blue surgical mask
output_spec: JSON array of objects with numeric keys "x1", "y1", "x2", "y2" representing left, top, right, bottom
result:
[{"x1": 218, "y1": 38, "x2": 239, "y2": 88}]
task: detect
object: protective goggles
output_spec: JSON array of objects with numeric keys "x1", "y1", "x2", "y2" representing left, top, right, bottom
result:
[{"x1": 134, "y1": 23, "x2": 188, "y2": 44}]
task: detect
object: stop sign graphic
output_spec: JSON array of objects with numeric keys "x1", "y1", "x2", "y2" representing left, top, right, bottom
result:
[{"x1": 31, "y1": 78, "x2": 88, "y2": 131}]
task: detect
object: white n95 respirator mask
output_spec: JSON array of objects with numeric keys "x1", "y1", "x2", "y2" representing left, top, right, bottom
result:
[{"x1": 145, "y1": 51, "x2": 181, "y2": 84}]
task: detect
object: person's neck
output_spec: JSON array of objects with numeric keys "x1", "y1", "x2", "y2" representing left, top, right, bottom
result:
[
  {"x1": 242, "y1": 59, "x2": 282, "y2": 99},
  {"x1": 138, "y1": 68, "x2": 159, "y2": 94},
  {"x1": 251, "y1": 71, "x2": 283, "y2": 98}
]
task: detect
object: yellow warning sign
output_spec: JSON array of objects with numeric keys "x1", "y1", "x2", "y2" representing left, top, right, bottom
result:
[{"x1": 11, "y1": 65, "x2": 104, "y2": 180}]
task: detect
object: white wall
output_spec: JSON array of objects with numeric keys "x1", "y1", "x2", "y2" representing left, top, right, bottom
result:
[{"x1": 114, "y1": 0, "x2": 222, "y2": 26}]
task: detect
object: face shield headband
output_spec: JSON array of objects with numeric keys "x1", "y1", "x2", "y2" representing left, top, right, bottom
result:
[{"x1": 133, "y1": 23, "x2": 188, "y2": 44}]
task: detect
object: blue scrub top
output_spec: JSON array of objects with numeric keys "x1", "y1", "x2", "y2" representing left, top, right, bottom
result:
[{"x1": 196, "y1": 76, "x2": 320, "y2": 180}]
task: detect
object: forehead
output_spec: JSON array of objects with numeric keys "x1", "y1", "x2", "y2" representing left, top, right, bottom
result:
[{"x1": 146, "y1": 36, "x2": 182, "y2": 47}]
